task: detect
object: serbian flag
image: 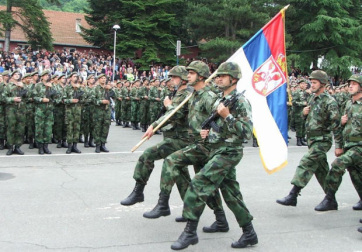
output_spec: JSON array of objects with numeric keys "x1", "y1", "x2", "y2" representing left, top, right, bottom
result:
[{"x1": 227, "y1": 6, "x2": 289, "y2": 174}]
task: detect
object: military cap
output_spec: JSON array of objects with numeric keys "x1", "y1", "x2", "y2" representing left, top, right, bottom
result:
[
  {"x1": 97, "y1": 74, "x2": 106, "y2": 79},
  {"x1": 348, "y1": 74, "x2": 362, "y2": 85},
  {"x1": 69, "y1": 72, "x2": 79, "y2": 78},
  {"x1": 116, "y1": 80, "x2": 122, "y2": 84},
  {"x1": 87, "y1": 74, "x2": 95, "y2": 80},
  {"x1": 30, "y1": 71, "x2": 38, "y2": 76},
  {"x1": 298, "y1": 79, "x2": 307, "y2": 84},
  {"x1": 58, "y1": 74, "x2": 65, "y2": 80},
  {"x1": 186, "y1": 60, "x2": 210, "y2": 78},
  {"x1": 2, "y1": 71, "x2": 10, "y2": 76},
  {"x1": 40, "y1": 70, "x2": 50, "y2": 77},
  {"x1": 22, "y1": 73, "x2": 32, "y2": 79},
  {"x1": 51, "y1": 74, "x2": 58, "y2": 80},
  {"x1": 309, "y1": 70, "x2": 328, "y2": 84},
  {"x1": 216, "y1": 62, "x2": 242, "y2": 79},
  {"x1": 10, "y1": 70, "x2": 21, "y2": 77}
]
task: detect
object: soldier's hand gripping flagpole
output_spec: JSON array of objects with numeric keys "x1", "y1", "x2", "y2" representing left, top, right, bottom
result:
[{"x1": 131, "y1": 88, "x2": 194, "y2": 152}]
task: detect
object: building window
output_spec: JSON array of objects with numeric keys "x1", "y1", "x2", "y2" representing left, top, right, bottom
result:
[{"x1": 76, "y1": 19, "x2": 81, "y2": 33}]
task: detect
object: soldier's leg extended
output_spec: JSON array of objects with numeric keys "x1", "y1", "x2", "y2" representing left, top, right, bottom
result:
[
  {"x1": 277, "y1": 141, "x2": 331, "y2": 206},
  {"x1": 347, "y1": 147, "x2": 362, "y2": 210}
]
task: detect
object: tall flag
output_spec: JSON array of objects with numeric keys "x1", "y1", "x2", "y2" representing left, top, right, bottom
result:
[{"x1": 227, "y1": 6, "x2": 289, "y2": 174}]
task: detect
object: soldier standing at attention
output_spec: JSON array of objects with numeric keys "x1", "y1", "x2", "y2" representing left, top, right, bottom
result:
[
  {"x1": 293, "y1": 79, "x2": 308, "y2": 146},
  {"x1": 93, "y1": 74, "x2": 113, "y2": 153},
  {"x1": 138, "y1": 79, "x2": 150, "y2": 132},
  {"x1": 53, "y1": 74, "x2": 68, "y2": 149},
  {"x1": 33, "y1": 70, "x2": 57, "y2": 155},
  {"x1": 114, "y1": 80, "x2": 123, "y2": 126},
  {"x1": 314, "y1": 74, "x2": 362, "y2": 211},
  {"x1": 276, "y1": 70, "x2": 343, "y2": 207},
  {"x1": 130, "y1": 80, "x2": 141, "y2": 130},
  {"x1": 3, "y1": 70, "x2": 27, "y2": 155},
  {"x1": 82, "y1": 74, "x2": 96, "y2": 148},
  {"x1": 63, "y1": 72, "x2": 84, "y2": 154},
  {"x1": 23, "y1": 73, "x2": 36, "y2": 149},
  {"x1": 0, "y1": 71, "x2": 10, "y2": 150},
  {"x1": 121, "y1": 80, "x2": 131, "y2": 128}
]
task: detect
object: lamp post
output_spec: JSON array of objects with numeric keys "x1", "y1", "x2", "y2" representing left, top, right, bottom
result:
[{"x1": 112, "y1": 24, "x2": 120, "y2": 82}]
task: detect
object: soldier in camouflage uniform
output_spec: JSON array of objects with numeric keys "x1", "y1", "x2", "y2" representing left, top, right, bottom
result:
[
  {"x1": 33, "y1": 70, "x2": 58, "y2": 155},
  {"x1": 277, "y1": 70, "x2": 343, "y2": 207},
  {"x1": 170, "y1": 62, "x2": 257, "y2": 250},
  {"x1": 63, "y1": 72, "x2": 84, "y2": 154},
  {"x1": 314, "y1": 74, "x2": 362, "y2": 211},
  {"x1": 0, "y1": 71, "x2": 10, "y2": 150},
  {"x1": 130, "y1": 80, "x2": 141, "y2": 130},
  {"x1": 121, "y1": 80, "x2": 131, "y2": 128},
  {"x1": 92, "y1": 74, "x2": 113, "y2": 153},
  {"x1": 114, "y1": 80, "x2": 123, "y2": 126},
  {"x1": 138, "y1": 79, "x2": 150, "y2": 132},
  {"x1": 121, "y1": 66, "x2": 192, "y2": 211},
  {"x1": 292, "y1": 79, "x2": 308, "y2": 146},
  {"x1": 53, "y1": 74, "x2": 68, "y2": 149},
  {"x1": 143, "y1": 61, "x2": 226, "y2": 231},
  {"x1": 3, "y1": 70, "x2": 28, "y2": 155},
  {"x1": 82, "y1": 75, "x2": 96, "y2": 148},
  {"x1": 23, "y1": 73, "x2": 36, "y2": 149}
]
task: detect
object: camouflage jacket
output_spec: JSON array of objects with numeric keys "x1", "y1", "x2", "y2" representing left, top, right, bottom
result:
[
  {"x1": 137, "y1": 86, "x2": 149, "y2": 100},
  {"x1": 33, "y1": 82, "x2": 58, "y2": 108},
  {"x1": 305, "y1": 91, "x2": 343, "y2": 148},
  {"x1": 130, "y1": 86, "x2": 139, "y2": 101},
  {"x1": 292, "y1": 89, "x2": 308, "y2": 107},
  {"x1": 208, "y1": 89, "x2": 253, "y2": 145},
  {"x1": 53, "y1": 85, "x2": 64, "y2": 105},
  {"x1": 92, "y1": 84, "x2": 111, "y2": 111},
  {"x1": 149, "y1": 86, "x2": 164, "y2": 102},
  {"x1": 3, "y1": 82, "x2": 28, "y2": 108},
  {"x1": 63, "y1": 85, "x2": 85, "y2": 106},
  {"x1": 342, "y1": 97, "x2": 362, "y2": 149},
  {"x1": 120, "y1": 87, "x2": 130, "y2": 100}
]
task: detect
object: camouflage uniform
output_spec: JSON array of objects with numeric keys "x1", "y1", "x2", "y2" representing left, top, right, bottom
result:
[
  {"x1": 130, "y1": 83, "x2": 140, "y2": 128},
  {"x1": 0, "y1": 72, "x2": 9, "y2": 147},
  {"x1": 114, "y1": 85, "x2": 122, "y2": 125},
  {"x1": 138, "y1": 84, "x2": 150, "y2": 129},
  {"x1": 292, "y1": 83, "x2": 308, "y2": 143},
  {"x1": 120, "y1": 85, "x2": 131, "y2": 126},
  {"x1": 149, "y1": 84, "x2": 164, "y2": 123},
  {"x1": 25, "y1": 82, "x2": 36, "y2": 146},
  {"x1": 53, "y1": 84, "x2": 67, "y2": 146},
  {"x1": 93, "y1": 84, "x2": 112, "y2": 145}
]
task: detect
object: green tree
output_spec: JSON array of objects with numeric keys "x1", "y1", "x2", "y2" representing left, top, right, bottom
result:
[
  {"x1": 186, "y1": 0, "x2": 273, "y2": 63},
  {"x1": 276, "y1": 0, "x2": 362, "y2": 79},
  {"x1": 82, "y1": 0, "x2": 187, "y2": 68},
  {"x1": 38, "y1": 0, "x2": 89, "y2": 13},
  {"x1": 0, "y1": 0, "x2": 57, "y2": 52}
]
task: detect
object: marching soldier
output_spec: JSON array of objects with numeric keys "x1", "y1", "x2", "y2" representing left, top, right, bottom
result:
[
  {"x1": 3, "y1": 70, "x2": 28, "y2": 155},
  {"x1": 63, "y1": 72, "x2": 84, "y2": 154},
  {"x1": 314, "y1": 74, "x2": 362, "y2": 211},
  {"x1": 276, "y1": 70, "x2": 343, "y2": 207},
  {"x1": 33, "y1": 70, "x2": 58, "y2": 155}
]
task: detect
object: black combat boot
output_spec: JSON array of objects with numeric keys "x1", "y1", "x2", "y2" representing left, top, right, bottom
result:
[
  {"x1": 78, "y1": 135, "x2": 84, "y2": 143},
  {"x1": 43, "y1": 144, "x2": 52, "y2": 154},
  {"x1": 171, "y1": 220, "x2": 199, "y2": 250},
  {"x1": 142, "y1": 124, "x2": 146, "y2": 132},
  {"x1": 276, "y1": 185, "x2": 301, "y2": 206},
  {"x1": 95, "y1": 144, "x2": 101, "y2": 153},
  {"x1": 297, "y1": 137, "x2": 303, "y2": 146},
  {"x1": 57, "y1": 140, "x2": 62, "y2": 148},
  {"x1": 253, "y1": 139, "x2": 258, "y2": 147},
  {"x1": 100, "y1": 143, "x2": 109, "y2": 152},
  {"x1": 52, "y1": 137, "x2": 57, "y2": 144},
  {"x1": 0, "y1": 139, "x2": 4, "y2": 150},
  {"x1": 38, "y1": 143, "x2": 44, "y2": 155},
  {"x1": 84, "y1": 135, "x2": 89, "y2": 148},
  {"x1": 28, "y1": 138, "x2": 34, "y2": 149},
  {"x1": 203, "y1": 210, "x2": 229, "y2": 233},
  {"x1": 132, "y1": 122, "x2": 137, "y2": 130},
  {"x1": 34, "y1": 141, "x2": 39, "y2": 149},
  {"x1": 314, "y1": 191, "x2": 338, "y2": 211},
  {"x1": 135, "y1": 123, "x2": 141, "y2": 130},
  {"x1": 301, "y1": 137, "x2": 308, "y2": 146},
  {"x1": 143, "y1": 192, "x2": 171, "y2": 219},
  {"x1": 6, "y1": 145, "x2": 14, "y2": 155},
  {"x1": 72, "y1": 143, "x2": 81, "y2": 153},
  {"x1": 175, "y1": 216, "x2": 187, "y2": 222},
  {"x1": 62, "y1": 140, "x2": 68, "y2": 148},
  {"x1": 352, "y1": 200, "x2": 362, "y2": 210},
  {"x1": 122, "y1": 122, "x2": 129, "y2": 128},
  {"x1": 14, "y1": 145, "x2": 24, "y2": 155},
  {"x1": 89, "y1": 136, "x2": 95, "y2": 147},
  {"x1": 66, "y1": 144, "x2": 73, "y2": 154},
  {"x1": 120, "y1": 182, "x2": 145, "y2": 206},
  {"x1": 231, "y1": 222, "x2": 258, "y2": 248}
]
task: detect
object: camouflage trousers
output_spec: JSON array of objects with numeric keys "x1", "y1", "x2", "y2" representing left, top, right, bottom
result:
[
  {"x1": 0, "y1": 105, "x2": 6, "y2": 139},
  {"x1": 325, "y1": 146, "x2": 362, "y2": 199},
  {"x1": 25, "y1": 103, "x2": 35, "y2": 139},
  {"x1": 6, "y1": 105, "x2": 26, "y2": 146},
  {"x1": 133, "y1": 136, "x2": 191, "y2": 198},
  {"x1": 139, "y1": 100, "x2": 150, "y2": 125},
  {"x1": 131, "y1": 101, "x2": 139, "y2": 122},
  {"x1": 65, "y1": 105, "x2": 82, "y2": 143},
  {"x1": 293, "y1": 107, "x2": 306, "y2": 138},
  {"x1": 288, "y1": 106, "x2": 295, "y2": 130},
  {"x1": 121, "y1": 100, "x2": 131, "y2": 122},
  {"x1": 291, "y1": 140, "x2": 332, "y2": 191},
  {"x1": 160, "y1": 142, "x2": 225, "y2": 213},
  {"x1": 53, "y1": 105, "x2": 66, "y2": 141},
  {"x1": 182, "y1": 145, "x2": 253, "y2": 227},
  {"x1": 149, "y1": 102, "x2": 161, "y2": 123},
  {"x1": 35, "y1": 104, "x2": 54, "y2": 144},
  {"x1": 93, "y1": 106, "x2": 111, "y2": 144},
  {"x1": 115, "y1": 100, "x2": 122, "y2": 121},
  {"x1": 82, "y1": 105, "x2": 94, "y2": 137}
]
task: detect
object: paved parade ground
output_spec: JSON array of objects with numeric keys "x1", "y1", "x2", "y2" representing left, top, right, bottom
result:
[{"x1": 0, "y1": 124, "x2": 361, "y2": 252}]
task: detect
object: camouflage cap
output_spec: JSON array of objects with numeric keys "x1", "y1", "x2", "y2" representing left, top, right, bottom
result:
[
  {"x1": 298, "y1": 78, "x2": 307, "y2": 84},
  {"x1": 51, "y1": 74, "x2": 58, "y2": 80},
  {"x1": 186, "y1": 60, "x2": 210, "y2": 78},
  {"x1": 309, "y1": 70, "x2": 328, "y2": 84},
  {"x1": 97, "y1": 74, "x2": 106, "y2": 79},
  {"x1": 347, "y1": 74, "x2": 362, "y2": 86},
  {"x1": 216, "y1": 62, "x2": 242, "y2": 79},
  {"x1": 2, "y1": 70, "x2": 10, "y2": 76},
  {"x1": 168, "y1": 65, "x2": 188, "y2": 81},
  {"x1": 69, "y1": 72, "x2": 79, "y2": 78},
  {"x1": 87, "y1": 74, "x2": 95, "y2": 80},
  {"x1": 31, "y1": 71, "x2": 38, "y2": 76},
  {"x1": 58, "y1": 74, "x2": 66, "y2": 80},
  {"x1": 22, "y1": 73, "x2": 32, "y2": 79},
  {"x1": 10, "y1": 70, "x2": 21, "y2": 77},
  {"x1": 40, "y1": 70, "x2": 50, "y2": 77}
]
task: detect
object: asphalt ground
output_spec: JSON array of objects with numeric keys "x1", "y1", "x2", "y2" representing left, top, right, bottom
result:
[{"x1": 0, "y1": 124, "x2": 361, "y2": 252}]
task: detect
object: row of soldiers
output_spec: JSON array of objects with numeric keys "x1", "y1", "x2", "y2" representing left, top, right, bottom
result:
[
  {"x1": 0, "y1": 70, "x2": 114, "y2": 155},
  {"x1": 288, "y1": 78, "x2": 352, "y2": 146}
]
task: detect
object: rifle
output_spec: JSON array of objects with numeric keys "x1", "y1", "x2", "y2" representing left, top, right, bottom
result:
[
  {"x1": 104, "y1": 88, "x2": 115, "y2": 109},
  {"x1": 17, "y1": 87, "x2": 28, "y2": 98},
  {"x1": 73, "y1": 88, "x2": 84, "y2": 100},
  {"x1": 45, "y1": 87, "x2": 58, "y2": 101},
  {"x1": 201, "y1": 91, "x2": 245, "y2": 133}
]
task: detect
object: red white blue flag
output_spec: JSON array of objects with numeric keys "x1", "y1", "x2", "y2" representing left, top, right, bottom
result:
[{"x1": 227, "y1": 6, "x2": 289, "y2": 173}]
